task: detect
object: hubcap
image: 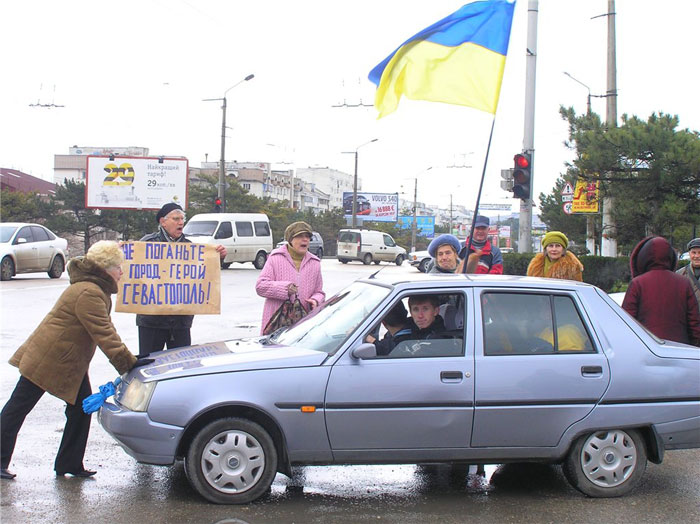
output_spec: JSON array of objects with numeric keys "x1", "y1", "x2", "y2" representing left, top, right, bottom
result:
[
  {"x1": 580, "y1": 430, "x2": 637, "y2": 488},
  {"x1": 201, "y1": 430, "x2": 265, "y2": 494}
]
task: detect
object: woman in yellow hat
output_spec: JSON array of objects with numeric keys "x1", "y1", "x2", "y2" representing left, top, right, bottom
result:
[{"x1": 526, "y1": 231, "x2": 583, "y2": 281}]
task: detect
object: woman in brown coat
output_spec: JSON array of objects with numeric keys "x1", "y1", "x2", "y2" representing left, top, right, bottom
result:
[
  {"x1": 526, "y1": 231, "x2": 584, "y2": 281},
  {"x1": 1, "y1": 241, "x2": 138, "y2": 480}
]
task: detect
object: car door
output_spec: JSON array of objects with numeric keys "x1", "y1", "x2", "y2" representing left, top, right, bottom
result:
[
  {"x1": 30, "y1": 226, "x2": 53, "y2": 270},
  {"x1": 234, "y1": 221, "x2": 255, "y2": 261},
  {"x1": 214, "y1": 221, "x2": 234, "y2": 262},
  {"x1": 12, "y1": 226, "x2": 37, "y2": 271},
  {"x1": 472, "y1": 289, "x2": 610, "y2": 448},
  {"x1": 379, "y1": 234, "x2": 397, "y2": 262},
  {"x1": 324, "y1": 291, "x2": 475, "y2": 460}
]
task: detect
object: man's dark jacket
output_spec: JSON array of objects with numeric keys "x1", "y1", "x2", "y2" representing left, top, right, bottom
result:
[{"x1": 136, "y1": 230, "x2": 194, "y2": 330}]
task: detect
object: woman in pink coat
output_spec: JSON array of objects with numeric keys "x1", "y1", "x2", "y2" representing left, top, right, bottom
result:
[{"x1": 256, "y1": 221, "x2": 325, "y2": 335}]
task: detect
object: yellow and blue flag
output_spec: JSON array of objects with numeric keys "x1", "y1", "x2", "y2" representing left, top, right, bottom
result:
[{"x1": 369, "y1": 0, "x2": 515, "y2": 118}]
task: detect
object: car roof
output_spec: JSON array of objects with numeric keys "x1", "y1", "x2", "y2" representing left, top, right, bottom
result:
[
  {"x1": 1, "y1": 222, "x2": 41, "y2": 227},
  {"x1": 358, "y1": 272, "x2": 596, "y2": 292}
]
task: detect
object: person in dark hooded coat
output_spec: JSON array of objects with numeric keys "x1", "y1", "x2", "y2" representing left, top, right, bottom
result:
[{"x1": 622, "y1": 236, "x2": 700, "y2": 346}]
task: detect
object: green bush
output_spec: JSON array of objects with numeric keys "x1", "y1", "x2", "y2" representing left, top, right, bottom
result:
[{"x1": 502, "y1": 253, "x2": 631, "y2": 293}]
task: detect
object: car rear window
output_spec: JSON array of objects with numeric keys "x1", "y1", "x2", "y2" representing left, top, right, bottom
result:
[
  {"x1": 235, "y1": 222, "x2": 254, "y2": 237},
  {"x1": 254, "y1": 221, "x2": 270, "y2": 236},
  {"x1": 31, "y1": 226, "x2": 51, "y2": 242},
  {"x1": 338, "y1": 232, "x2": 358, "y2": 243},
  {"x1": 481, "y1": 292, "x2": 595, "y2": 355}
]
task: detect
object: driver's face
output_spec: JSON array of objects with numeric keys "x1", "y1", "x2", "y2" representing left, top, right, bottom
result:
[{"x1": 409, "y1": 301, "x2": 439, "y2": 329}]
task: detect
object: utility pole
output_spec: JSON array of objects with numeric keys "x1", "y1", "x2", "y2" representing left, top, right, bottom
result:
[
  {"x1": 519, "y1": 0, "x2": 538, "y2": 253},
  {"x1": 449, "y1": 194, "x2": 453, "y2": 234},
  {"x1": 411, "y1": 178, "x2": 418, "y2": 252},
  {"x1": 601, "y1": 0, "x2": 618, "y2": 256}
]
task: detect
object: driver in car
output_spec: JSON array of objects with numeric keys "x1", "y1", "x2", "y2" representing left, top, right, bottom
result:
[{"x1": 406, "y1": 295, "x2": 450, "y2": 339}]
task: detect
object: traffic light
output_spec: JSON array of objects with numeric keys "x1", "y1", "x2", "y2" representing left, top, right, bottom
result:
[
  {"x1": 214, "y1": 197, "x2": 222, "y2": 212},
  {"x1": 512, "y1": 152, "x2": 532, "y2": 200}
]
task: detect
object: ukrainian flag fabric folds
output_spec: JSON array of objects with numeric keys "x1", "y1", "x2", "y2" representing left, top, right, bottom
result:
[{"x1": 369, "y1": 0, "x2": 515, "y2": 118}]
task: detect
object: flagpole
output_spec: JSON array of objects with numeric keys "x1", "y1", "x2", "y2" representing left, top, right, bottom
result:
[{"x1": 461, "y1": 117, "x2": 496, "y2": 273}]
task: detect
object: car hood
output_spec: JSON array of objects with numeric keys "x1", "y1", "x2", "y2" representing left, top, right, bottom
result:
[{"x1": 134, "y1": 339, "x2": 328, "y2": 381}]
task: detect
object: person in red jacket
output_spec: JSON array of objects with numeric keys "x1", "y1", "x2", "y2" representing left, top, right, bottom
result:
[
  {"x1": 622, "y1": 236, "x2": 700, "y2": 346},
  {"x1": 457, "y1": 215, "x2": 503, "y2": 274}
]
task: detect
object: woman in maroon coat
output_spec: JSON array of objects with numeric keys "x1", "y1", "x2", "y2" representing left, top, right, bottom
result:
[{"x1": 622, "y1": 236, "x2": 700, "y2": 346}]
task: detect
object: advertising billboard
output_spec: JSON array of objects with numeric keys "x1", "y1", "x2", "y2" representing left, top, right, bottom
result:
[
  {"x1": 398, "y1": 216, "x2": 436, "y2": 238},
  {"x1": 86, "y1": 156, "x2": 188, "y2": 210},
  {"x1": 342, "y1": 192, "x2": 398, "y2": 222}
]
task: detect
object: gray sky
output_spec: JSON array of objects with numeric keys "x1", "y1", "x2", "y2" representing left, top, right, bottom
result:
[{"x1": 2, "y1": 0, "x2": 698, "y2": 214}]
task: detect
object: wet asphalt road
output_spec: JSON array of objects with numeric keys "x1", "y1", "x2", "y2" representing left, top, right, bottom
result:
[{"x1": 1, "y1": 260, "x2": 699, "y2": 523}]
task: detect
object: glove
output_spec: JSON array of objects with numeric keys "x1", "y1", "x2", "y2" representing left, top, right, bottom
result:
[{"x1": 131, "y1": 358, "x2": 155, "y2": 370}]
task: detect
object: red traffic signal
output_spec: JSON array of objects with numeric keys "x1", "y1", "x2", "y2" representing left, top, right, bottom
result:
[
  {"x1": 215, "y1": 198, "x2": 222, "y2": 206},
  {"x1": 512, "y1": 152, "x2": 532, "y2": 200},
  {"x1": 214, "y1": 197, "x2": 222, "y2": 212}
]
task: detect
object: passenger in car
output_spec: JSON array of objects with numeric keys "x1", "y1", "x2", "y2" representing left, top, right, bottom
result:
[
  {"x1": 427, "y1": 234, "x2": 462, "y2": 273},
  {"x1": 365, "y1": 302, "x2": 412, "y2": 356}
]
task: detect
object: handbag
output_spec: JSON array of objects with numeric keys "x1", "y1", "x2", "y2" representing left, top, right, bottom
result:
[{"x1": 263, "y1": 294, "x2": 307, "y2": 335}]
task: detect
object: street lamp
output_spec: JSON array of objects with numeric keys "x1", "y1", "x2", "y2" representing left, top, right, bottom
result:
[
  {"x1": 203, "y1": 73, "x2": 254, "y2": 212},
  {"x1": 411, "y1": 167, "x2": 433, "y2": 252},
  {"x1": 342, "y1": 138, "x2": 378, "y2": 227}
]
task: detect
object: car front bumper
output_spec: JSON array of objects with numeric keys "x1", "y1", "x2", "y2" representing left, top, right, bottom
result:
[{"x1": 98, "y1": 401, "x2": 184, "y2": 465}]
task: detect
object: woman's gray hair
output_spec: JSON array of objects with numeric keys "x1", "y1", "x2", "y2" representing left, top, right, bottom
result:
[{"x1": 86, "y1": 240, "x2": 124, "y2": 269}]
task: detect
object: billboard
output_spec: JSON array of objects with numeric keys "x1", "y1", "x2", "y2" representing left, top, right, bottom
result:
[
  {"x1": 342, "y1": 192, "x2": 398, "y2": 222},
  {"x1": 86, "y1": 156, "x2": 188, "y2": 210},
  {"x1": 398, "y1": 216, "x2": 436, "y2": 238}
]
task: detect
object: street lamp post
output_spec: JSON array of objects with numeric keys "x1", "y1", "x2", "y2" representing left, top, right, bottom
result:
[
  {"x1": 343, "y1": 138, "x2": 378, "y2": 228},
  {"x1": 410, "y1": 166, "x2": 433, "y2": 252},
  {"x1": 203, "y1": 73, "x2": 254, "y2": 212}
]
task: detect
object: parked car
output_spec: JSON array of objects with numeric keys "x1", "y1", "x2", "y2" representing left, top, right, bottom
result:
[
  {"x1": 275, "y1": 231, "x2": 325, "y2": 258},
  {"x1": 99, "y1": 273, "x2": 700, "y2": 504},
  {"x1": 409, "y1": 250, "x2": 432, "y2": 272},
  {"x1": 337, "y1": 229, "x2": 406, "y2": 265},
  {"x1": 183, "y1": 213, "x2": 272, "y2": 269},
  {"x1": 0, "y1": 222, "x2": 68, "y2": 281}
]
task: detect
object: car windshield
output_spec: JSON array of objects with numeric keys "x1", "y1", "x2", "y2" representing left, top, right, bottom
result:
[
  {"x1": 270, "y1": 281, "x2": 390, "y2": 354},
  {"x1": 0, "y1": 226, "x2": 18, "y2": 243},
  {"x1": 183, "y1": 221, "x2": 216, "y2": 236}
]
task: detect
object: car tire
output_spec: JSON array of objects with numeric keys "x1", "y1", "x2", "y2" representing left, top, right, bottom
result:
[
  {"x1": 316, "y1": 248, "x2": 323, "y2": 259},
  {"x1": 221, "y1": 261, "x2": 232, "y2": 270},
  {"x1": 395, "y1": 255, "x2": 404, "y2": 266},
  {"x1": 185, "y1": 417, "x2": 278, "y2": 505},
  {"x1": 47, "y1": 256, "x2": 65, "y2": 279},
  {"x1": 1, "y1": 257, "x2": 14, "y2": 281},
  {"x1": 253, "y1": 252, "x2": 267, "y2": 270},
  {"x1": 418, "y1": 259, "x2": 429, "y2": 273},
  {"x1": 339, "y1": 258, "x2": 349, "y2": 264},
  {"x1": 562, "y1": 429, "x2": 647, "y2": 498},
  {"x1": 374, "y1": 260, "x2": 381, "y2": 265},
  {"x1": 363, "y1": 253, "x2": 372, "y2": 265}
]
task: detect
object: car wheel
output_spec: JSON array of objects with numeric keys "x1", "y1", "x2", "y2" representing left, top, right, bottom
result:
[
  {"x1": 185, "y1": 417, "x2": 278, "y2": 504},
  {"x1": 339, "y1": 258, "x2": 349, "y2": 264},
  {"x1": 395, "y1": 254, "x2": 404, "y2": 266},
  {"x1": 221, "y1": 261, "x2": 232, "y2": 269},
  {"x1": 563, "y1": 429, "x2": 647, "y2": 498},
  {"x1": 47, "y1": 256, "x2": 64, "y2": 279},
  {"x1": 418, "y1": 259, "x2": 429, "y2": 273},
  {"x1": 316, "y1": 248, "x2": 323, "y2": 259},
  {"x1": 363, "y1": 253, "x2": 372, "y2": 265},
  {"x1": 373, "y1": 260, "x2": 381, "y2": 265},
  {"x1": 253, "y1": 252, "x2": 267, "y2": 270},
  {"x1": 1, "y1": 257, "x2": 15, "y2": 281}
]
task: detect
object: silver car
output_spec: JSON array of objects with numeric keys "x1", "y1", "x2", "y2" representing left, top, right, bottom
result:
[
  {"x1": 0, "y1": 222, "x2": 68, "y2": 280},
  {"x1": 99, "y1": 274, "x2": 700, "y2": 504}
]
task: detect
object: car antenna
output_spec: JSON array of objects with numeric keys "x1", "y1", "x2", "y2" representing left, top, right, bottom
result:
[{"x1": 368, "y1": 266, "x2": 387, "y2": 279}]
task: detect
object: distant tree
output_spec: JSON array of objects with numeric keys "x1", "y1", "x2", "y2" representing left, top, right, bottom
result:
[
  {"x1": 0, "y1": 190, "x2": 43, "y2": 222},
  {"x1": 45, "y1": 180, "x2": 103, "y2": 253},
  {"x1": 537, "y1": 174, "x2": 587, "y2": 247},
  {"x1": 101, "y1": 208, "x2": 156, "y2": 241},
  {"x1": 560, "y1": 108, "x2": 700, "y2": 252}
]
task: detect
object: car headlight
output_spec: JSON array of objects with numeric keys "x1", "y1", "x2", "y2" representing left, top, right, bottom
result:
[{"x1": 119, "y1": 379, "x2": 156, "y2": 412}]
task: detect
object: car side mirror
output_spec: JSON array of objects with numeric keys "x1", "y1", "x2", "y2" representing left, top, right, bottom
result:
[
  {"x1": 15, "y1": 238, "x2": 27, "y2": 244},
  {"x1": 351, "y1": 343, "x2": 378, "y2": 360}
]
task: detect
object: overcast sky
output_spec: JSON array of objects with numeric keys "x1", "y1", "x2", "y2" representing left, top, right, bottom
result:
[{"x1": 2, "y1": 0, "x2": 698, "y2": 215}]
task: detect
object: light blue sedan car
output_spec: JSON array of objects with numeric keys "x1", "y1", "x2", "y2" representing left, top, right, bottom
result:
[{"x1": 99, "y1": 273, "x2": 700, "y2": 504}]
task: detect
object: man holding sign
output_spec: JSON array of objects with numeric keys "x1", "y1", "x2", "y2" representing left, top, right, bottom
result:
[{"x1": 134, "y1": 203, "x2": 226, "y2": 356}]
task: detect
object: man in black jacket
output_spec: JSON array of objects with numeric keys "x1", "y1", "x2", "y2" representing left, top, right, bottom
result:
[{"x1": 137, "y1": 203, "x2": 226, "y2": 356}]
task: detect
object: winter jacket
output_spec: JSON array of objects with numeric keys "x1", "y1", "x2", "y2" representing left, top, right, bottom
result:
[
  {"x1": 677, "y1": 264, "x2": 700, "y2": 306},
  {"x1": 526, "y1": 251, "x2": 584, "y2": 281},
  {"x1": 459, "y1": 238, "x2": 503, "y2": 274},
  {"x1": 622, "y1": 236, "x2": 700, "y2": 346},
  {"x1": 9, "y1": 257, "x2": 136, "y2": 404},
  {"x1": 256, "y1": 245, "x2": 325, "y2": 334},
  {"x1": 136, "y1": 229, "x2": 194, "y2": 330}
]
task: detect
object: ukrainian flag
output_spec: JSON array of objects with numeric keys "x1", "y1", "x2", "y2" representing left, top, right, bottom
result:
[{"x1": 369, "y1": 0, "x2": 515, "y2": 118}]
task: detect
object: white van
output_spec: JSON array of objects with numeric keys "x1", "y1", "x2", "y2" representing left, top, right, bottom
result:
[
  {"x1": 183, "y1": 213, "x2": 272, "y2": 269},
  {"x1": 337, "y1": 229, "x2": 406, "y2": 265}
]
